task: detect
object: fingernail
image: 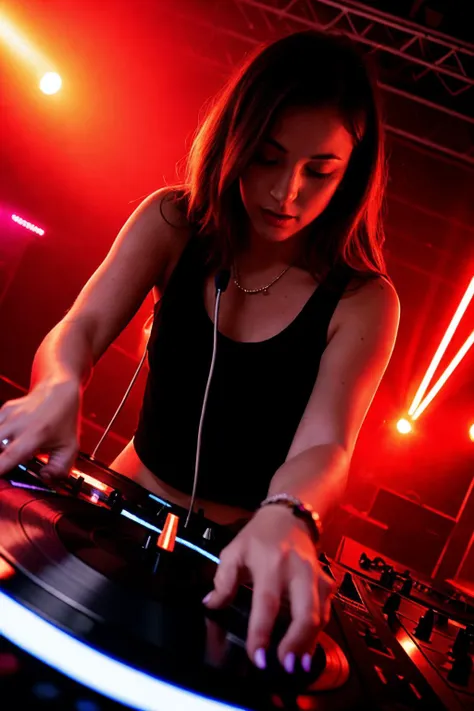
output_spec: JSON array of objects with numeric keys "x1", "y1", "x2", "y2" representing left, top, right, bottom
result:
[
  {"x1": 283, "y1": 652, "x2": 295, "y2": 674},
  {"x1": 254, "y1": 647, "x2": 266, "y2": 670},
  {"x1": 302, "y1": 653, "x2": 312, "y2": 673},
  {"x1": 202, "y1": 592, "x2": 212, "y2": 605}
]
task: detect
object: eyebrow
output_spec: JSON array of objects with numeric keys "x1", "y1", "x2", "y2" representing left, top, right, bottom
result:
[{"x1": 265, "y1": 137, "x2": 342, "y2": 161}]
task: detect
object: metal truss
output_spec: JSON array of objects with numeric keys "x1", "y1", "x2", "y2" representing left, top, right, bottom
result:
[{"x1": 171, "y1": 0, "x2": 474, "y2": 167}]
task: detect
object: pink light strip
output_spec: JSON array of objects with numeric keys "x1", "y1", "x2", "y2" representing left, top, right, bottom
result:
[{"x1": 11, "y1": 214, "x2": 45, "y2": 236}]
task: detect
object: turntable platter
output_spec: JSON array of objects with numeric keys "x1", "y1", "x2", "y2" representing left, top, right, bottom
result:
[{"x1": 0, "y1": 474, "x2": 351, "y2": 711}]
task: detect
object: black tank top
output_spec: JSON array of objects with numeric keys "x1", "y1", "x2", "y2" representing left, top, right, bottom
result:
[{"x1": 133, "y1": 235, "x2": 352, "y2": 511}]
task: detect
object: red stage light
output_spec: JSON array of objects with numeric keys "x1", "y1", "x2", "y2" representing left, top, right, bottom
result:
[
  {"x1": 39, "y1": 71, "x2": 62, "y2": 95},
  {"x1": 397, "y1": 418, "x2": 412, "y2": 434},
  {"x1": 469, "y1": 424, "x2": 474, "y2": 442}
]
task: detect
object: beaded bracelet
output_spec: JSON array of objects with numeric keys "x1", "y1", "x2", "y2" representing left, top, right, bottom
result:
[{"x1": 259, "y1": 493, "x2": 323, "y2": 547}]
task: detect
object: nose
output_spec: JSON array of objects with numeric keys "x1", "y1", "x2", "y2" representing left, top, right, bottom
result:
[{"x1": 269, "y1": 169, "x2": 299, "y2": 206}]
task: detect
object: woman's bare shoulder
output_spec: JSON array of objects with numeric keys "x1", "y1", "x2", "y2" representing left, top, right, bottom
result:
[{"x1": 329, "y1": 273, "x2": 400, "y2": 342}]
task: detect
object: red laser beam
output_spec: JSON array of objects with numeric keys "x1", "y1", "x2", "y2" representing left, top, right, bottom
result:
[
  {"x1": 408, "y1": 276, "x2": 474, "y2": 419},
  {"x1": 408, "y1": 277, "x2": 474, "y2": 416},
  {"x1": 411, "y1": 331, "x2": 474, "y2": 420}
]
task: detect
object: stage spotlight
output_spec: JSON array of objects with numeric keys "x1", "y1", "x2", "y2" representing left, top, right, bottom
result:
[
  {"x1": 397, "y1": 418, "x2": 412, "y2": 435},
  {"x1": 39, "y1": 71, "x2": 62, "y2": 95},
  {"x1": 469, "y1": 424, "x2": 474, "y2": 442}
]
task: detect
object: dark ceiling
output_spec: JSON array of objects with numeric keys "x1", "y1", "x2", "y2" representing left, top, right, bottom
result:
[{"x1": 357, "y1": 0, "x2": 473, "y2": 42}]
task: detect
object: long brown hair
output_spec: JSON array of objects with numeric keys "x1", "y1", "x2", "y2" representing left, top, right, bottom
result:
[{"x1": 175, "y1": 29, "x2": 388, "y2": 281}]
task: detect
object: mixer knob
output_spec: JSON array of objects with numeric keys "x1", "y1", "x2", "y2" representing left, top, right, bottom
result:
[
  {"x1": 383, "y1": 592, "x2": 401, "y2": 616},
  {"x1": 447, "y1": 653, "x2": 473, "y2": 687},
  {"x1": 362, "y1": 626, "x2": 390, "y2": 655},
  {"x1": 400, "y1": 576, "x2": 413, "y2": 597},
  {"x1": 414, "y1": 608, "x2": 435, "y2": 642},
  {"x1": 202, "y1": 527, "x2": 214, "y2": 542},
  {"x1": 379, "y1": 567, "x2": 396, "y2": 590},
  {"x1": 452, "y1": 628, "x2": 471, "y2": 658},
  {"x1": 157, "y1": 513, "x2": 179, "y2": 552},
  {"x1": 359, "y1": 552, "x2": 371, "y2": 569},
  {"x1": 339, "y1": 572, "x2": 360, "y2": 602},
  {"x1": 318, "y1": 551, "x2": 335, "y2": 579}
]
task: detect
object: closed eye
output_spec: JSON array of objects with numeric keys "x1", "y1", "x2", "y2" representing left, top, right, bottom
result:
[
  {"x1": 306, "y1": 167, "x2": 332, "y2": 179},
  {"x1": 253, "y1": 153, "x2": 333, "y2": 180}
]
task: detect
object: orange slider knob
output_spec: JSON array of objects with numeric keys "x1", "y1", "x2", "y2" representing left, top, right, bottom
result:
[{"x1": 157, "y1": 513, "x2": 179, "y2": 552}]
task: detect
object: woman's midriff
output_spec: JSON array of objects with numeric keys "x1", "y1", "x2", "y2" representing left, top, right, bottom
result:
[{"x1": 109, "y1": 439, "x2": 253, "y2": 526}]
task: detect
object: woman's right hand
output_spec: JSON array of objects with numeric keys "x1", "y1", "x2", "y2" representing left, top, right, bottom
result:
[{"x1": 0, "y1": 378, "x2": 82, "y2": 479}]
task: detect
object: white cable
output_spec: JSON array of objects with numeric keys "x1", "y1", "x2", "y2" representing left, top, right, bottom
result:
[
  {"x1": 185, "y1": 289, "x2": 222, "y2": 528},
  {"x1": 90, "y1": 314, "x2": 153, "y2": 461}
]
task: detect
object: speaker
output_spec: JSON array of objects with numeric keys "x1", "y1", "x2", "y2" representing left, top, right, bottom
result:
[{"x1": 368, "y1": 487, "x2": 456, "y2": 577}]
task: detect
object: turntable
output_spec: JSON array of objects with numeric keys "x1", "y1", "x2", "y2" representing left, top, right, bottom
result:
[{"x1": 0, "y1": 454, "x2": 473, "y2": 710}]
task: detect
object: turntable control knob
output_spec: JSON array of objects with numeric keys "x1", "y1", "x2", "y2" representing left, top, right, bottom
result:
[
  {"x1": 448, "y1": 653, "x2": 473, "y2": 687},
  {"x1": 202, "y1": 527, "x2": 214, "y2": 542},
  {"x1": 414, "y1": 608, "x2": 435, "y2": 642}
]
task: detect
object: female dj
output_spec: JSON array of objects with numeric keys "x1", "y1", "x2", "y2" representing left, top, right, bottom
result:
[{"x1": 0, "y1": 30, "x2": 399, "y2": 674}]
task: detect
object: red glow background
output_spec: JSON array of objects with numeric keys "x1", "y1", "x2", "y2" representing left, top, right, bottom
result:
[{"x1": 0, "y1": 0, "x2": 472, "y2": 525}]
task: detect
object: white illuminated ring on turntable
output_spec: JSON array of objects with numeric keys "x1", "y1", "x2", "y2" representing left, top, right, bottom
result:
[{"x1": 0, "y1": 590, "x2": 246, "y2": 711}]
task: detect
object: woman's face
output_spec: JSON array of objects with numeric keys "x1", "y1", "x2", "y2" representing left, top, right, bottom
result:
[{"x1": 239, "y1": 105, "x2": 355, "y2": 244}]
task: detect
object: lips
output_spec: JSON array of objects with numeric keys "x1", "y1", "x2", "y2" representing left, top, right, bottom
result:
[{"x1": 262, "y1": 208, "x2": 296, "y2": 220}]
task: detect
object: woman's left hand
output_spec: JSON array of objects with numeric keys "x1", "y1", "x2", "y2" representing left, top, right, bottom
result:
[{"x1": 203, "y1": 504, "x2": 335, "y2": 672}]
